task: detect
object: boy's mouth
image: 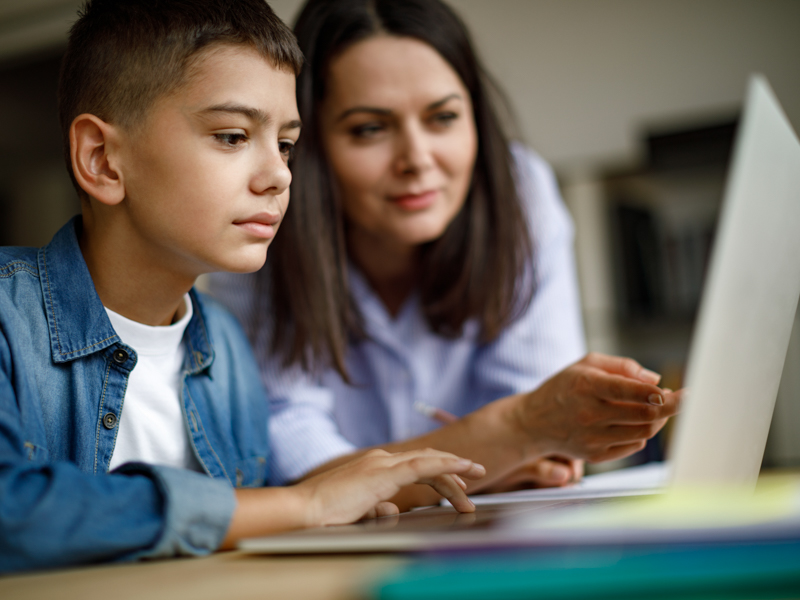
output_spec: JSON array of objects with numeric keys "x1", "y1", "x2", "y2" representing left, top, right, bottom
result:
[{"x1": 233, "y1": 212, "x2": 281, "y2": 239}]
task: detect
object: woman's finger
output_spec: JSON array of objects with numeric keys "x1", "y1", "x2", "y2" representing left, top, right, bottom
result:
[
  {"x1": 572, "y1": 458, "x2": 585, "y2": 481},
  {"x1": 584, "y1": 370, "x2": 666, "y2": 406},
  {"x1": 546, "y1": 456, "x2": 584, "y2": 483},
  {"x1": 589, "y1": 440, "x2": 648, "y2": 463},
  {"x1": 530, "y1": 457, "x2": 573, "y2": 485},
  {"x1": 583, "y1": 352, "x2": 662, "y2": 384}
]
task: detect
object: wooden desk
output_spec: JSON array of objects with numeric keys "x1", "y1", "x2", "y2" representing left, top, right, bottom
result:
[
  {"x1": 4, "y1": 469, "x2": 798, "y2": 600},
  {"x1": 0, "y1": 551, "x2": 407, "y2": 600}
]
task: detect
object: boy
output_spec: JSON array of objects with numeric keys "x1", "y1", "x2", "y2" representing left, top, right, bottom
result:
[{"x1": 0, "y1": 0, "x2": 483, "y2": 572}]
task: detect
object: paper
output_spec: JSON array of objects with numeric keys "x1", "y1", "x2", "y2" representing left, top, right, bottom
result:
[{"x1": 467, "y1": 462, "x2": 668, "y2": 505}]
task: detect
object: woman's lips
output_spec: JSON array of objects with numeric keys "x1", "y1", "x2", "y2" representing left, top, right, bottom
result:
[
  {"x1": 388, "y1": 190, "x2": 438, "y2": 211},
  {"x1": 234, "y1": 213, "x2": 281, "y2": 239}
]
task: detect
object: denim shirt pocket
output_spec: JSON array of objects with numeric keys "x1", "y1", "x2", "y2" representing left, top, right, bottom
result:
[
  {"x1": 23, "y1": 441, "x2": 49, "y2": 462},
  {"x1": 234, "y1": 455, "x2": 268, "y2": 488}
]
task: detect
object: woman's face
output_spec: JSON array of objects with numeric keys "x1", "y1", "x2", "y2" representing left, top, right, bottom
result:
[{"x1": 320, "y1": 35, "x2": 478, "y2": 253}]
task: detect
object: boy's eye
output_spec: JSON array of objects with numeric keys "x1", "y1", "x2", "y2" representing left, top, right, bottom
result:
[
  {"x1": 214, "y1": 132, "x2": 248, "y2": 147},
  {"x1": 279, "y1": 139, "x2": 296, "y2": 161}
]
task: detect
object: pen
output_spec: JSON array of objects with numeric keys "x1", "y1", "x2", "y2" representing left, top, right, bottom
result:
[{"x1": 413, "y1": 401, "x2": 458, "y2": 425}]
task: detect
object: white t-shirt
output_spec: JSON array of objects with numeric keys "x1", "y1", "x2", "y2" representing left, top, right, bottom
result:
[{"x1": 106, "y1": 295, "x2": 203, "y2": 472}]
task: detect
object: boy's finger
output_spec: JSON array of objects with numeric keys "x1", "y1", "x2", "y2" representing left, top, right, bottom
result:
[
  {"x1": 393, "y1": 453, "x2": 486, "y2": 481},
  {"x1": 373, "y1": 502, "x2": 399, "y2": 518},
  {"x1": 428, "y1": 474, "x2": 475, "y2": 513},
  {"x1": 460, "y1": 461, "x2": 486, "y2": 479}
]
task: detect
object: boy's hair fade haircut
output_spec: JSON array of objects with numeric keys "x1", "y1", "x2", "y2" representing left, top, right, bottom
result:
[{"x1": 58, "y1": 0, "x2": 304, "y2": 199}]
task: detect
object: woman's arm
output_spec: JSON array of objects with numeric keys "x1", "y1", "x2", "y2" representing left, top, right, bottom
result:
[{"x1": 299, "y1": 353, "x2": 679, "y2": 510}]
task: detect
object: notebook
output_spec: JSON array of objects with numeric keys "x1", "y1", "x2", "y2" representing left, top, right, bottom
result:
[{"x1": 239, "y1": 75, "x2": 800, "y2": 554}]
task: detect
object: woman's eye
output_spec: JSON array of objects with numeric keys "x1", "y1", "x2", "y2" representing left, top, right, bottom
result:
[
  {"x1": 350, "y1": 122, "x2": 386, "y2": 139},
  {"x1": 430, "y1": 111, "x2": 459, "y2": 128},
  {"x1": 214, "y1": 132, "x2": 248, "y2": 147},
  {"x1": 279, "y1": 139, "x2": 296, "y2": 161}
]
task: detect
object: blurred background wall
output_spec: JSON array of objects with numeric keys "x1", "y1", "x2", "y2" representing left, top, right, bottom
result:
[{"x1": 1, "y1": 0, "x2": 798, "y2": 466}]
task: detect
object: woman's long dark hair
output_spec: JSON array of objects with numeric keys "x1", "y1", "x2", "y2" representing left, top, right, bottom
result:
[{"x1": 263, "y1": 0, "x2": 534, "y2": 378}]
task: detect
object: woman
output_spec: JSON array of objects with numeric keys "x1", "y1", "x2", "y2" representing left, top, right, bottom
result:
[{"x1": 211, "y1": 0, "x2": 678, "y2": 507}]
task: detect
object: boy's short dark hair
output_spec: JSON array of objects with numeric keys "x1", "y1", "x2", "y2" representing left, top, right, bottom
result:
[{"x1": 58, "y1": 0, "x2": 304, "y2": 198}]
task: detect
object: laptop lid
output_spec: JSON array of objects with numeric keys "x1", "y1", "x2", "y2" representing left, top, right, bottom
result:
[
  {"x1": 669, "y1": 75, "x2": 800, "y2": 488},
  {"x1": 238, "y1": 76, "x2": 800, "y2": 555}
]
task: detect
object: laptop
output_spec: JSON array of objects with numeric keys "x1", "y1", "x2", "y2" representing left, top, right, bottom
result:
[{"x1": 239, "y1": 75, "x2": 800, "y2": 554}]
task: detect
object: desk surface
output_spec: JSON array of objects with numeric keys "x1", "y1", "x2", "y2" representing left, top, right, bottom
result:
[
  {"x1": 3, "y1": 469, "x2": 799, "y2": 600},
  {"x1": 0, "y1": 551, "x2": 406, "y2": 600}
]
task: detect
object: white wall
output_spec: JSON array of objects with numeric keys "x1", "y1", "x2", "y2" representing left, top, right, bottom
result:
[
  {"x1": 267, "y1": 0, "x2": 800, "y2": 173},
  {"x1": 2, "y1": 0, "x2": 797, "y2": 172}
]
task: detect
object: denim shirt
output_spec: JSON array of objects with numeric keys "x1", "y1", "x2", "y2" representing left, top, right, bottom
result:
[{"x1": 0, "y1": 218, "x2": 270, "y2": 573}]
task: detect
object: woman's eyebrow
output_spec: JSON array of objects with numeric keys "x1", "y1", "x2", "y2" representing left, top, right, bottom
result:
[
  {"x1": 336, "y1": 106, "x2": 392, "y2": 122},
  {"x1": 336, "y1": 93, "x2": 464, "y2": 122},
  {"x1": 426, "y1": 93, "x2": 463, "y2": 111}
]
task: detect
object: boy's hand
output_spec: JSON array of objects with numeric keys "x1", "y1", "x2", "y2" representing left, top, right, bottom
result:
[
  {"x1": 221, "y1": 448, "x2": 484, "y2": 548},
  {"x1": 296, "y1": 448, "x2": 485, "y2": 527}
]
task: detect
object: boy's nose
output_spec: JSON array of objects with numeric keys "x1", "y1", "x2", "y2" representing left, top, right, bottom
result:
[{"x1": 252, "y1": 149, "x2": 292, "y2": 195}]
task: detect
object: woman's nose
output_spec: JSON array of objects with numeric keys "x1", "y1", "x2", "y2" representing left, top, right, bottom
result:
[{"x1": 394, "y1": 124, "x2": 434, "y2": 176}]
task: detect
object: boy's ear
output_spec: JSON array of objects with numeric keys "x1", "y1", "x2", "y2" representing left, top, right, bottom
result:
[{"x1": 70, "y1": 114, "x2": 126, "y2": 206}]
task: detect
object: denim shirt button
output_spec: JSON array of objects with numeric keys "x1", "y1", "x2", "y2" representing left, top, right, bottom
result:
[
  {"x1": 102, "y1": 412, "x2": 117, "y2": 429},
  {"x1": 112, "y1": 349, "x2": 128, "y2": 364}
]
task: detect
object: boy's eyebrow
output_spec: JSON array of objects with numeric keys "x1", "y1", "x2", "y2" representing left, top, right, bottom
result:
[
  {"x1": 200, "y1": 103, "x2": 302, "y2": 130},
  {"x1": 336, "y1": 93, "x2": 463, "y2": 122}
]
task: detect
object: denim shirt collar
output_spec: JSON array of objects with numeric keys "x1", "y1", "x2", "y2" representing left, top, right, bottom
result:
[{"x1": 38, "y1": 217, "x2": 213, "y2": 371}]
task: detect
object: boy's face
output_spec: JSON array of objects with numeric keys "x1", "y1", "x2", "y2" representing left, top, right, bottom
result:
[{"x1": 116, "y1": 44, "x2": 300, "y2": 277}]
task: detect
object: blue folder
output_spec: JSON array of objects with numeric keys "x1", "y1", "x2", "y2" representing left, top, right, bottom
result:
[{"x1": 373, "y1": 541, "x2": 800, "y2": 600}]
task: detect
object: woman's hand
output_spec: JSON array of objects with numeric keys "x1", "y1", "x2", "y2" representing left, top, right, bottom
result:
[
  {"x1": 507, "y1": 352, "x2": 681, "y2": 463},
  {"x1": 480, "y1": 455, "x2": 584, "y2": 493},
  {"x1": 294, "y1": 448, "x2": 485, "y2": 527}
]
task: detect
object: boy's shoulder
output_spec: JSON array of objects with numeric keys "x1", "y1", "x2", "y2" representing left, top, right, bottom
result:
[
  {"x1": 192, "y1": 289, "x2": 252, "y2": 347},
  {"x1": 0, "y1": 245, "x2": 40, "y2": 280},
  {"x1": 190, "y1": 289, "x2": 266, "y2": 400}
]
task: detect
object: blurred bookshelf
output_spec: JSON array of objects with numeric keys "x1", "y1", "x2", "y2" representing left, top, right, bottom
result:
[
  {"x1": 0, "y1": 51, "x2": 78, "y2": 249},
  {"x1": 607, "y1": 119, "x2": 736, "y2": 390},
  {"x1": 564, "y1": 117, "x2": 800, "y2": 471}
]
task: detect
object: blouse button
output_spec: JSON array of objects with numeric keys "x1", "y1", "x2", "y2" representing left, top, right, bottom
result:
[
  {"x1": 103, "y1": 412, "x2": 117, "y2": 429},
  {"x1": 113, "y1": 349, "x2": 128, "y2": 364}
]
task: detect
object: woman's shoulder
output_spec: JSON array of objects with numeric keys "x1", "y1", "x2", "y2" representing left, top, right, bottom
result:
[
  {"x1": 509, "y1": 142, "x2": 556, "y2": 186},
  {"x1": 509, "y1": 142, "x2": 574, "y2": 245},
  {"x1": 204, "y1": 271, "x2": 262, "y2": 326}
]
